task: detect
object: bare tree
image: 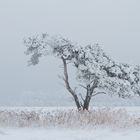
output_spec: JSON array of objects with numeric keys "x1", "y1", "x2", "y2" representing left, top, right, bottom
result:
[{"x1": 24, "y1": 33, "x2": 140, "y2": 110}]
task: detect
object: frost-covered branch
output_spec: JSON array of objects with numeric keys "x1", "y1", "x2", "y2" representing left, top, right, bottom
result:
[{"x1": 24, "y1": 33, "x2": 140, "y2": 110}]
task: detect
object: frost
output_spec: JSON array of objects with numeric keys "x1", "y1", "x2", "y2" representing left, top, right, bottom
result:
[{"x1": 24, "y1": 33, "x2": 140, "y2": 103}]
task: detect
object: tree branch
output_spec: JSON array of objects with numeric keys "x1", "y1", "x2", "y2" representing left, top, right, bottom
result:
[
  {"x1": 92, "y1": 92, "x2": 106, "y2": 97},
  {"x1": 79, "y1": 93, "x2": 85, "y2": 102},
  {"x1": 79, "y1": 84, "x2": 87, "y2": 90}
]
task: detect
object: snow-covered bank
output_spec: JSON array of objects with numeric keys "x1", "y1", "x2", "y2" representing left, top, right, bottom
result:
[{"x1": 0, "y1": 128, "x2": 140, "y2": 140}]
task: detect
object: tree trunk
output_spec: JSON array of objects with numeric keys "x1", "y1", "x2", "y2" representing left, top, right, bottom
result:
[
  {"x1": 61, "y1": 57, "x2": 81, "y2": 110},
  {"x1": 73, "y1": 94, "x2": 82, "y2": 110},
  {"x1": 83, "y1": 97, "x2": 91, "y2": 110},
  {"x1": 83, "y1": 85, "x2": 92, "y2": 110}
]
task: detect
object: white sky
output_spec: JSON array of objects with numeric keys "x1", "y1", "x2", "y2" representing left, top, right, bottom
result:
[{"x1": 0, "y1": 0, "x2": 140, "y2": 105}]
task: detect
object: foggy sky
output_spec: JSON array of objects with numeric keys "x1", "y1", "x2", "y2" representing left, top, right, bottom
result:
[{"x1": 0, "y1": 0, "x2": 140, "y2": 105}]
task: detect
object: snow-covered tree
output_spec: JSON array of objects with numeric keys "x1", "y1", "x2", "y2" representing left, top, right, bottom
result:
[{"x1": 24, "y1": 33, "x2": 140, "y2": 110}]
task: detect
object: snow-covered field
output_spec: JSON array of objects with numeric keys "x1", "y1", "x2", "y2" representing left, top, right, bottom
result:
[
  {"x1": 1, "y1": 128, "x2": 140, "y2": 140},
  {"x1": 0, "y1": 107, "x2": 140, "y2": 140}
]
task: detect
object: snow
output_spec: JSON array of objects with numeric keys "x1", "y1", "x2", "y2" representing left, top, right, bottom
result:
[
  {"x1": 0, "y1": 128, "x2": 140, "y2": 140},
  {"x1": 0, "y1": 107, "x2": 140, "y2": 139}
]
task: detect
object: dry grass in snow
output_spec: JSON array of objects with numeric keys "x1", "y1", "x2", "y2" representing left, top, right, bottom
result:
[{"x1": 0, "y1": 108, "x2": 139, "y2": 128}]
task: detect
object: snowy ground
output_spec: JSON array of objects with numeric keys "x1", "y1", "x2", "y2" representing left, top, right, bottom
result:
[
  {"x1": 0, "y1": 128, "x2": 140, "y2": 140},
  {"x1": 0, "y1": 107, "x2": 140, "y2": 140}
]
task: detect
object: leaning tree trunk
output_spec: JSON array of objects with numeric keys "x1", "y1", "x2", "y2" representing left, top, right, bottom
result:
[
  {"x1": 61, "y1": 57, "x2": 82, "y2": 110},
  {"x1": 83, "y1": 96, "x2": 91, "y2": 110},
  {"x1": 83, "y1": 80, "x2": 99, "y2": 110},
  {"x1": 83, "y1": 85, "x2": 92, "y2": 110}
]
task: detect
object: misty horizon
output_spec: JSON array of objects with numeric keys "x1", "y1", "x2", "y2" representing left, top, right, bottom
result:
[{"x1": 0, "y1": 0, "x2": 140, "y2": 105}]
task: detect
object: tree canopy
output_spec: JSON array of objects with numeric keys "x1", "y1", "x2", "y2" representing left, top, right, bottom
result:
[{"x1": 24, "y1": 33, "x2": 140, "y2": 110}]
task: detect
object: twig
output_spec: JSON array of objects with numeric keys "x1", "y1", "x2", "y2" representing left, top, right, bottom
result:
[
  {"x1": 79, "y1": 84, "x2": 87, "y2": 90},
  {"x1": 92, "y1": 92, "x2": 106, "y2": 97},
  {"x1": 79, "y1": 93, "x2": 85, "y2": 102}
]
